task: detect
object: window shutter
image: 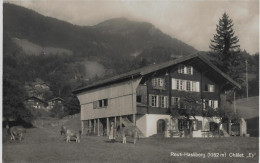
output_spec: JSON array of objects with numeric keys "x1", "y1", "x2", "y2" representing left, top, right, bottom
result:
[
  {"x1": 184, "y1": 66, "x2": 187, "y2": 74},
  {"x1": 212, "y1": 85, "x2": 215, "y2": 92},
  {"x1": 172, "y1": 78, "x2": 176, "y2": 90},
  {"x1": 208, "y1": 100, "x2": 211, "y2": 107},
  {"x1": 165, "y1": 96, "x2": 168, "y2": 108},
  {"x1": 160, "y1": 79, "x2": 164, "y2": 87},
  {"x1": 93, "y1": 101, "x2": 97, "y2": 109},
  {"x1": 156, "y1": 96, "x2": 159, "y2": 107},
  {"x1": 158, "y1": 96, "x2": 162, "y2": 107},
  {"x1": 191, "y1": 66, "x2": 193, "y2": 75},
  {"x1": 214, "y1": 100, "x2": 218, "y2": 109},
  {"x1": 192, "y1": 81, "x2": 196, "y2": 92},
  {"x1": 183, "y1": 80, "x2": 186, "y2": 91},
  {"x1": 196, "y1": 82, "x2": 200, "y2": 92}
]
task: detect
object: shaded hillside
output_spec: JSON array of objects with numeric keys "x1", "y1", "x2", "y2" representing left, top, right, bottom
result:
[{"x1": 3, "y1": 3, "x2": 197, "y2": 61}]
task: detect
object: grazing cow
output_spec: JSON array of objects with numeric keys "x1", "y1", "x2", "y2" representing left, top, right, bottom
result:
[
  {"x1": 66, "y1": 129, "x2": 81, "y2": 143},
  {"x1": 60, "y1": 125, "x2": 67, "y2": 135},
  {"x1": 117, "y1": 127, "x2": 138, "y2": 144},
  {"x1": 9, "y1": 126, "x2": 26, "y2": 141}
]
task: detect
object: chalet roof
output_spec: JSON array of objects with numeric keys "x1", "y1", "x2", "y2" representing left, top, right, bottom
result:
[
  {"x1": 73, "y1": 52, "x2": 241, "y2": 94},
  {"x1": 24, "y1": 96, "x2": 48, "y2": 105}
]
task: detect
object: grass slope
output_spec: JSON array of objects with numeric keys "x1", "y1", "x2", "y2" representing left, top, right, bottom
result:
[
  {"x1": 236, "y1": 96, "x2": 259, "y2": 137},
  {"x1": 3, "y1": 126, "x2": 258, "y2": 163},
  {"x1": 236, "y1": 96, "x2": 259, "y2": 119},
  {"x1": 3, "y1": 112, "x2": 259, "y2": 163}
]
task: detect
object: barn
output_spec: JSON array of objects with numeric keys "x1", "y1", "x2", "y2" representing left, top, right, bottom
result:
[{"x1": 73, "y1": 52, "x2": 243, "y2": 138}]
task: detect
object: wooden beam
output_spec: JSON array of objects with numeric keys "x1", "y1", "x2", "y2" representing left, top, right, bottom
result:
[
  {"x1": 119, "y1": 116, "x2": 122, "y2": 129},
  {"x1": 114, "y1": 116, "x2": 117, "y2": 128},
  {"x1": 81, "y1": 121, "x2": 84, "y2": 134},
  {"x1": 89, "y1": 120, "x2": 92, "y2": 134},
  {"x1": 106, "y1": 117, "x2": 109, "y2": 136},
  {"x1": 94, "y1": 119, "x2": 96, "y2": 134},
  {"x1": 133, "y1": 114, "x2": 136, "y2": 126},
  {"x1": 97, "y1": 119, "x2": 100, "y2": 136}
]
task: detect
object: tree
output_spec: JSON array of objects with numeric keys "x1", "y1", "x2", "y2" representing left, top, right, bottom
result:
[
  {"x1": 3, "y1": 78, "x2": 34, "y2": 125},
  {"x1": 209, "y1": 12, "x2": 245, "y2": 83},
  {"x1": 170, "y1": 95, "x2": 202, "y2": 137},
  {"x1": 210, "y1": 13, "x2": 240, "y2": 55}
]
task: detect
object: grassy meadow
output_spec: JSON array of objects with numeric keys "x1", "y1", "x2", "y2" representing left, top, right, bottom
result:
[{"x1": 2, "y1": 119, "x2": 258, "y2": 163}]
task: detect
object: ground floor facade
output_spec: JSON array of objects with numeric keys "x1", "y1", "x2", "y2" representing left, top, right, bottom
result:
[
  {"x1": 81, "y1": 113, "x2": 248, "y2": 138},
  {"x1": 136, "y1": 114, "x2": 223, "y2": 137}
]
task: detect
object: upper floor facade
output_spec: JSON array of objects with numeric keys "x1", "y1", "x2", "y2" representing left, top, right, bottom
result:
[{"x1": 74, "y1": 53, "x2": 241, "y2": 120}]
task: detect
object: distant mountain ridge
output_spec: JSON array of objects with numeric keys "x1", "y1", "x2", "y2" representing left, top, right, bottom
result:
[{"x1": 3, "y1": 3, "x2": 197, "y2": 61}]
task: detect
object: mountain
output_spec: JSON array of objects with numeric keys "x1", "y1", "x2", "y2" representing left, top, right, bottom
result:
[{"x1": 3, "y1": 3, "x2": 197, "y2": 61}]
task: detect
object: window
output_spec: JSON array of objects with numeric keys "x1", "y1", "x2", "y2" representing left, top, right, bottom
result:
[
  {"x1": 98, "y1": 100, "x2": 103, "y2": 107},
  {"x1": 187, "y1": 66, "x2": 193, "y2": 75},
  {"x1": 209, "y1": 100, "x2": 218, "y2": 109},
  {"x1": 203, "y1": 100, "x2": 218, "y2": 109},
  {"x1": 171, "y1": 97, "x2": 180, "y2": 108},
  {"x1": 103, "y1": 99, "x2": 108, "y2": 107},
  {"x1": 178, "y1": 65, "x2": 193, "y2": 75},
  {"x1": 159, "y1": 96, "x2": 168, "y2": 108},
  {"x1": 208, "y1": 84, "x2": 215, "y2": 92},
  {"x1": 179, "y1": 80, "x2": 184, "y2": 90},
  {"x1": 136, "y1": 96, "x2": 142, "y2": 103},
  {"x1": 172, "y1": 78, "x2": 199, "y2": 92},
  {"x1": 178, "y1": 119, "x2": 185, "y2": 131},
  {"x1": 150, "y1": 95, "x2": 168, "y2": 108},
  {"x1": 93, "y1": 99, "x2": 108, "y2": 109},
  {"x1": 205, "y1": 84, "x2": 215, "y2": 92},
  {"x1": 151, "y1": 95, "x2": 158, "y2": 107},
  {"x1": 192, "y1": 81, "x2": 200, "y2": 92},
  {"x1": 178, "y1": 65, "x2": 185, "y2": 74},
  {"x1": 186, "y1": 81, "x2": 191, "y2": 91},
  {"x1": 152, "y1": 78, "x2": 165, "y2": 88}
]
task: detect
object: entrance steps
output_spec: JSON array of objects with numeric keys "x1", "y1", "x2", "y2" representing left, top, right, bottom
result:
[{"x1": 121, "y1": 117, "x2": 144, "y2": 138}]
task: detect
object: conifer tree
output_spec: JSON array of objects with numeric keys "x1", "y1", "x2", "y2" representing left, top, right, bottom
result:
[{"x1": 209, "y1": 12, "x2": 245, "y2": 84}]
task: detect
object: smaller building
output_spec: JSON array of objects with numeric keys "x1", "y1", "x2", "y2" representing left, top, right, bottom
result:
[
  {"x1": 24, "y1": 96, "x2": 48, "y2": 110},
  {"x1": 47, "y1": 97, "x2": 64, "y2": 110}
]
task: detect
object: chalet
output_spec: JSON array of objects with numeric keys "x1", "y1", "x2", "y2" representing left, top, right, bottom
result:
[
  {"x1": 24, "y1": 96, "x2": 48, "y2": 110},
  {"x1": 73, "y1": 53, "x2": 243, "y2": 138},
  {"x1": 47, "y1": 97, "x2": 64, "y2": 110}
]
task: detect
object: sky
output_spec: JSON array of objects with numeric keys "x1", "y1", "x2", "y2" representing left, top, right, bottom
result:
[{"x1": 3, "y1": 0, "x2": 259, "y2": 54}]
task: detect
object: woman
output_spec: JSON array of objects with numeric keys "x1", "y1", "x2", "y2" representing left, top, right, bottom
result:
[{"x1": 108, "y1": 122, "x2": 116, "y2": 142}]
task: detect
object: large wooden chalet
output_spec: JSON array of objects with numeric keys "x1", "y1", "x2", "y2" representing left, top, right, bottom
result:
[{"x1": 73, "y1": 53, "x2": 242, "y2": 138}]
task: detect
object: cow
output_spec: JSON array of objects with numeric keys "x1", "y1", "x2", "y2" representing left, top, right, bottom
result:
[
  {"x1": 60, "y1": 125, "x2": 67, "y2": 135},
  {"x1": 66, "y1": 129, "x2": 81, "y2": 143},
  {"x1": 9, "y1": 126, "x2": 26, "y2": 141},
  {"x1": 117, "y1": 127, "x2": 138, "y2": 144}
]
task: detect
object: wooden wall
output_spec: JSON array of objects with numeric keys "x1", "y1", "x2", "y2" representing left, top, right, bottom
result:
[{"x1": 77, "y1": 78, "x2": 142, "y2": 120}]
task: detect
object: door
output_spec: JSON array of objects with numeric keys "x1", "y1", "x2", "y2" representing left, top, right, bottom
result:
[{"x1": 157, "y1": 119, "x2": 166, "y2": 134}]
